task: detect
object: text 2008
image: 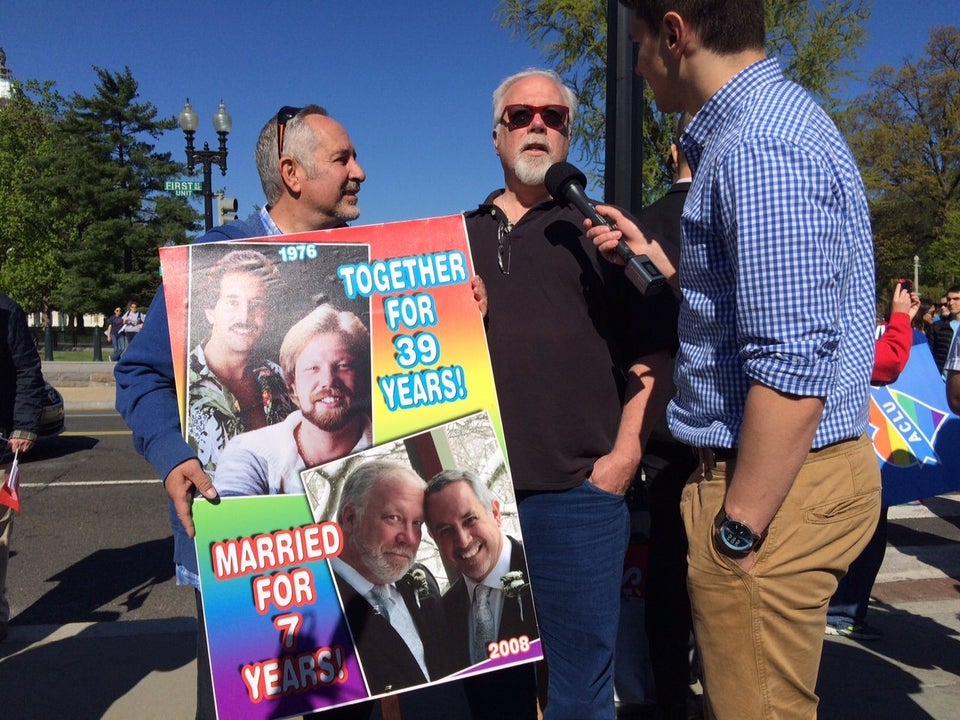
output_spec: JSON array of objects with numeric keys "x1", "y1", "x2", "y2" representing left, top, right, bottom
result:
[{"x1": 486, "y1": 635, "x2": 532, "y2": 660}]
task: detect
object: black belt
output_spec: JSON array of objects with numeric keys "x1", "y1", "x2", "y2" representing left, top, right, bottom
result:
[
  {"x1": 696, "y1": 437, "x2": 860, "y2": 467},
  {"x1": 694, "y1": 447, "x2": 738, "y2": 467},
  {"x1": 709, "y1": 447, "x2": 738, "y2": 461}
]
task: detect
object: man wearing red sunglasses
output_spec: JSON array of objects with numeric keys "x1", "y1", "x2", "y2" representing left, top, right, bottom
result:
[{"x1": 464, "y1": 69, "x2": 678, "y2": 720}]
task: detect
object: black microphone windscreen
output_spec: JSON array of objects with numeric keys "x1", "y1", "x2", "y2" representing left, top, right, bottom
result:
[{"x1": 544, "y1": 162, "x2": 587, "y2": 200}]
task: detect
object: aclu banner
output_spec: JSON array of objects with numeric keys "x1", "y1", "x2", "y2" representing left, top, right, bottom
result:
[{"x1": 869, "y1": 340, "x2": 960, "y2": 507}]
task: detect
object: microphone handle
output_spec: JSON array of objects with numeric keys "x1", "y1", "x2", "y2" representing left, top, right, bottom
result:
[
  {"x1": 568, "y1": 189, "x2": 667, "y2": 296},
  {"x1": 625, "y1": 255, "x2": 667, "y2": 296}
]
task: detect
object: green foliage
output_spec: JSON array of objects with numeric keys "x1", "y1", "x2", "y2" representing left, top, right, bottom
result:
[
  {"x1": 847, "y1": 25, "x2": 960, "y2": 289},
  {"x1": 766, "y1": 0, "x2": 869, "y2": 111},
  {"x1": 0, "y1": 82, "x2": 67, "y2": 315},
  {"x1": 928, "y1": 204, "x2": 960, "y2": 285},
  {"x1": 51, "y1": 67, "x2": 198, "y2": 316},
  {"x1": 497, "y1": 0, "x2": 870, "y2": 202},
  {"x1": 0, "y1": 68, "x2": 199, "y2": 320}
]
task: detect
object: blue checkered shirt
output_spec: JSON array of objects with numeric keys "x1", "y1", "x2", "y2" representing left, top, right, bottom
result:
[{"x1": 668, "y1": 57, "x2": 876, "y2": 449}]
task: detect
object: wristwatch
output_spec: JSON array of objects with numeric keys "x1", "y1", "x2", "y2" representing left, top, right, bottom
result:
[{"x1": 713, "y1": 508, "x2": 764, "y2": 558}]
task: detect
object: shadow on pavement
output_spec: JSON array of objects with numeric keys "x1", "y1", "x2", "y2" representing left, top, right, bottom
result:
[
  {"x1": 818, "y1": 601, "x2": 960, "y2": 719},
  {"x1": 11, "y1": 537, "x2": 175, "y2": 629},
  {"x1": 0, "y1": 621, "x2": 195, "y2": 720},
  {"x1": 1, "y1": 536, "x2": 194, "y2": 719},
  {"x1": 24, "y1": 434, "x2": 100, "y2": 462},
  {"x1": 818, "y1": 633, "x2": 931, "y2": 719}
]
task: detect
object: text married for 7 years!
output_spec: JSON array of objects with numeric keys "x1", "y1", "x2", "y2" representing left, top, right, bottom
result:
[{"x1": 208, "y1": 522, "x2": 346, "y2": 702}]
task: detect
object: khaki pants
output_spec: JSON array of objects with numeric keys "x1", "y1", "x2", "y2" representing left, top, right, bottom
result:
[{"x1": 681, "y1": 435, "x2": 880, "y2": 720}]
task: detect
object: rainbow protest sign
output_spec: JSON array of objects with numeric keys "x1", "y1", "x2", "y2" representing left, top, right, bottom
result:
[{"x1": 160, "y1": 216, "x2": 540, "y2": 719}]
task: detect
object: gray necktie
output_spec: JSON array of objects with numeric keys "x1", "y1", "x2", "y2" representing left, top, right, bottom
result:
[
  {"x1": 370, "y1": 584, "x2": 392, "y2": 621},
  {"x1": 472, "y1": 584, "x2": 495, "y2": 663}
]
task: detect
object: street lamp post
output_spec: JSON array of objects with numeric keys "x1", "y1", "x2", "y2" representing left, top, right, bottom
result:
[{"x1": 178, "y1": 99, "x2": 232, "y2": 231}]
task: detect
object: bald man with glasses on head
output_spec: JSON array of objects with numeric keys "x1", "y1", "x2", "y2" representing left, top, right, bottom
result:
[{"x1": 115, "y1": 104, "x2": 366, "y2": 720}]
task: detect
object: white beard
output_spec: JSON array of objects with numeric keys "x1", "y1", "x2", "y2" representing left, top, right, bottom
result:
[{"x1": 513, "y1": 152, "x2": 554, "y2": 185}]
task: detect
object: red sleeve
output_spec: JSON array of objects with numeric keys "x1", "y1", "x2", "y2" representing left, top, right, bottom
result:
[{"x1": 872, "y1": 313, "x2": 912, "y2": 384}]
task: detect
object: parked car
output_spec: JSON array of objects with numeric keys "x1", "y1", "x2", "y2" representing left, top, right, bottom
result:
[{"x1": 39, "y1": 382, "x2": 65, "y2": 438}]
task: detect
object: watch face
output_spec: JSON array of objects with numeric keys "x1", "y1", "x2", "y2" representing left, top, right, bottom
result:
[{"x1": 719, "y1": 520, "x2": 755, "y2": 552}]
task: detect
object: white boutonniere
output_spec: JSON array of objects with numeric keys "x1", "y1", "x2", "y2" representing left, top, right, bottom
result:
[
  {"x1": 405, "y1": 567, "x2": 431, "y2": 608},
  {"x1": 500, "y1": 570, "x2": 530, "y2": 621}
]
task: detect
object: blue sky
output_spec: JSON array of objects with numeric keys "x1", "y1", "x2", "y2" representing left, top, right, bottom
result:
[{"x1": 2, "y1": 1, "x2": 957, "y2": 228}]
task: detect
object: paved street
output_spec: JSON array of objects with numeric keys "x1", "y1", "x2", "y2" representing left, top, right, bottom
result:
[
  {"x1": 1, "y1": 404, "x2": 197, "y2": 719},
  {"x1": 7, "y1": 409, "x2": 193, "y2": 625},
  {"x1": 818, "y1": 498, "x2": 960, "y2": 719},
  {"x1": 0, "y1": 375, "x2": 958, "y2": 719}
]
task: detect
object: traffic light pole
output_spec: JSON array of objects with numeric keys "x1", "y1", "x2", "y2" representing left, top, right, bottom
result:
[{"x1": 201, "y1": 158, "x2": 215, "y2": 231}]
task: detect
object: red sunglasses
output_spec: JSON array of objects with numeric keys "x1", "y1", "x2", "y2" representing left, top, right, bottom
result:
[
  {"x1": 499, "y1": 104, "x2": 569, "y2": 131},
  {"x1": 276, "y1": 105, "x2": 303, "y2": 157}
]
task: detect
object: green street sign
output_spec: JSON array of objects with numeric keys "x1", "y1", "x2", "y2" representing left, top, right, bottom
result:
[{"x1": 165, "y1": 180, "x2": 204, "y2": 197}]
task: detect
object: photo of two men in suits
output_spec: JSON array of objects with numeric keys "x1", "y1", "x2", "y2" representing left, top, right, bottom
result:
[
  {"x1": 328, "y1": 458, "x2": 539, "y2": 718},
  {"x1": 329, "y1": 459, "x2": 455, "y2": 695}
]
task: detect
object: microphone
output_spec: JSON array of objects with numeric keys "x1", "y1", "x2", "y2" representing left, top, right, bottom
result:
[{"x1": 545, "y1": 161, "x2": 666, "y2": 296}]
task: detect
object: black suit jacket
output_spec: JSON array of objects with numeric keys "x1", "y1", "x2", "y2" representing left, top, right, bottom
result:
[
  {"x1": 928, "y1": 320, "x2": 956, "y2": 373},
  {"x1": 441, "y1": 536, "x2": 539, "y2": 720},
  {"x1": 442, "y1": 535, "x2": 539, "y2": 670},
  {"x1": 638, "y1": 180, "x2": 688, "y2": 253},
  {"x1": 333, "y1": 563, "x2": 454, "y2": 695}
]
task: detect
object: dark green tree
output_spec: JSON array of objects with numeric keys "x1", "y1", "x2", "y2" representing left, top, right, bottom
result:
[
  {"x1": 846, "y1": 25, "x2": 960, "y2": 290},
  {"x1": 0, "y1": 81, "x2": 68, "y2": 320},
  {"x1": 497, "y1": 0, "x2": 870, "y2": 202},
  {"x1": 49, "y1": 67, "x2": 197, "y2": 320}
]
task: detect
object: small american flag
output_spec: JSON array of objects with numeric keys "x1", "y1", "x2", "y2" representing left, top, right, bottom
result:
[{"x1": 1, "y1": 451, "x2": 21, "y2": 514}]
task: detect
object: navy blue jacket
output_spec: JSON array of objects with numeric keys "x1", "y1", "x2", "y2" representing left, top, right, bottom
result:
[
  {"x1": 1, "y1": 293, "x2": 44, "y2": 440},
  {"x1": 114, "y1": 213, "x2": 268, "y2": 578},
  {"x1": 928, "y1": 319, "x2": 957, "y2": 374}
]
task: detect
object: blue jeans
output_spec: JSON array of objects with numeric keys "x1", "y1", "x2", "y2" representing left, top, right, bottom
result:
[
  {"x1": 518, "y1": 481, "x2": 630, "y2": 720},
  {"x1": 828, "y1": 507, "x2": 889, "y2": 626},
  {"x1": 110, "y1": 332, "x2": 124, "y2": 361}
]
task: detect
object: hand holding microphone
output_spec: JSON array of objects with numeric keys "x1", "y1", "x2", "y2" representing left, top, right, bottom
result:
[
  {"x1": 545, "y1": 161, "x2": 668, "y2": 296},
  {"x1": 587, "y1": 203, "x2": 680, "y2": 295}
]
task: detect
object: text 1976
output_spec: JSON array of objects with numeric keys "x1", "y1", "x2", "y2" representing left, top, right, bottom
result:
[{"x1": 277, "y1": 244, "x2": 319, "y2": 262}]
